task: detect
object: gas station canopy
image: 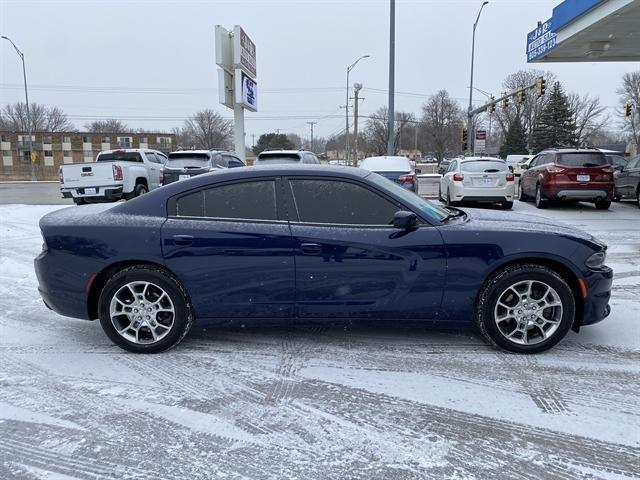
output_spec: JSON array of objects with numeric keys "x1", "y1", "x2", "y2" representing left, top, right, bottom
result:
[{"x1": 527, "y1": 0, "x2": 640, "y2": 62}]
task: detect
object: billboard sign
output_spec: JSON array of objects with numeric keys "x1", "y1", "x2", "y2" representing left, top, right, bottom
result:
[
  {"x1": 233, "y1": 26, "x2": 257, "y2": 79},
  {"x1": 235, "y1": 70, "x2": 257, "y2": 112},
  {"x1": 527, "y1": 20, "x2": 557, "y2": 62}
]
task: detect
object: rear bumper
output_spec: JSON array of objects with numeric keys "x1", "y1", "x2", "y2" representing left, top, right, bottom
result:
[
  {"x1": 545, "y1": 182, "x2": 613, "y2": 201},
  {"x1": 554, "y1": 189, "x2": 609, "y2": 201},
  {"x1": 61, "y1": 185, "x2": 124, "y2": 200},
  {"x1": 579, "y1": 266, "x2": 613, "y2": 327},
  {"x1": 453, "y1": 184, "x2": 515, "y2": 203}
]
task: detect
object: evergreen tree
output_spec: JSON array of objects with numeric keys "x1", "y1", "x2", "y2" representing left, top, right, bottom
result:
[
  {"x1": 529, "y1": 82, "x2": 577, "y2": 153},
  {"x1": 252, "y1": 133, "x2": 294, "y2": 155},
  {"x1": 499, "y1": 115, "x2": 528, "y2": 158}
]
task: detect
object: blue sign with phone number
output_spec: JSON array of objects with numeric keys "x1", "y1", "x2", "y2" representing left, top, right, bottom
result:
[{"x1": 527, "y1": 19, "x2": 557, "y2": 62}]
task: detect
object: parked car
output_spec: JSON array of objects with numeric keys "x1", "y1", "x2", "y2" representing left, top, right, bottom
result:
[
  {"x1": 519, "y1": 147, "x2": 614, "y2": 209},
  {"x1": 603, "y1": 153, "x2": 628, "y2": 172},
  {"x1": 439, "y1": 157, "x2": 515, "y2": 209},
  {"x1": 35, "y1": 165, "x2": 612, "y2": 355},
  {"x1": 162, "y1": 150, "x2": 244, "y2": 185},
  {"x1": 59, "y1": 149, "x2": 167, "y2": 205},
  {"x1": 438, "y1": 158, "x2": 453, "y2": 175},
  {"x1": 505, "y1": 154, "x2": 531, "y2": 176},
  {"x1": 613, "y1": 154, "x2": 640, "y2": 207},
  {"x1": 360, "y1": 155, "x2": 417, "y2": 193},
  {"x1": 256, "y1": 149, "x2": 320, "y2": 165}
]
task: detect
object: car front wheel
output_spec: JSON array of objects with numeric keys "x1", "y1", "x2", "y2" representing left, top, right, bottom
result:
[
  {"x1": 98, "y1": 265, "x2": 193, "y2": 353},
  {"x1": 475, "y1": 264, "x2": 575, "y2": 353}
]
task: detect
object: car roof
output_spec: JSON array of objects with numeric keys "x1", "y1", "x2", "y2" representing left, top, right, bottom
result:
[
  {"x1": 258, "y1": 150, "x2": 310, "y2": 155},
  {"x1": 99, "y1": 148, "x2": 158, "y2": 154},
  {"x1": 360, "y1": 156, "x2": 411, "y2": 172},
  {"x1": 169, "y1": 150, "x2": 212, "y2": 155},
  {"x1": 460, "y1": 157, "x2": 504, "y2": 162},
  {"x1": 540, "y1": 147, "x2": 603, "y2": 154}
]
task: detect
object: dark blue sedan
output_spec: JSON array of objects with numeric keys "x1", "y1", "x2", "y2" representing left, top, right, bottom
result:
[{"x1": 35, "y1": 165, "x2": 613, "y2": 354}]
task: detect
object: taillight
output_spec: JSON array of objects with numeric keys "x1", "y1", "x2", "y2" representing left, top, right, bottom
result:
[
  {"x1": 506, "y1": 173, "x2": 515, "y2": 182},
  {"x1": 398, "y1": 174, "x2": 416, "y2": 184},
  {"x1": 546, "y1": 165, "x2": 566, "y2": 174},
  {"x1": 159, "y1": 168, "x2": 164, "y2": 186},
  {"x1": 58, "y1": 166, "x2": 64, "y2": 183},
  {"x1": 453, "y1": 173, "x2": 464, "y2": 182},
  {"x1": 112, "y1": 164, "x2": 123, "y2": 181}
]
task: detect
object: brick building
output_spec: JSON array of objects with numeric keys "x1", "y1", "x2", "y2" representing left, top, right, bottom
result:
[{"x1": 0, "y1": 131, "x2": 176, "y2": 180}]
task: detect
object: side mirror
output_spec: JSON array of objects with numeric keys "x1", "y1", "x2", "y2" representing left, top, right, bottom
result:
[
  {"x1": 393, "y1": 210, "x2": 418, "y2": 230},
  {"x1": 521, "y1": 164, "x2": 529, "y2": 171}
]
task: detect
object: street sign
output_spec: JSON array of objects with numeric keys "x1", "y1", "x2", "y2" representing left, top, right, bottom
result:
[
  {"x1": 527, "y1": 20, "x2": 557, "y2": 62},
  {"x1": 233, "y1": 26, "x2": 256, "y2": 79},
  {"x1": 235, "y1": 70, "x2": 257, "y2": 112},
  {"x1": 30, "y1": 151, "x2": 37, "y2": 162},
  {"x1": 474, "y1": 130, "x2": 486, "y2": 155}
]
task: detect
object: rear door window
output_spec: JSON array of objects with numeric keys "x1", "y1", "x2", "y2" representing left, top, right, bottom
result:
[{"x1": 557, "y1": 153, "x2": 607, "y2": 167}]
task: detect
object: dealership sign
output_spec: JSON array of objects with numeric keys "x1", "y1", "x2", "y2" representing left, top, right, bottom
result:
[
  {"x1": 474, "y1": 130, "x2": 487, "y2": 155},
  {"x1": 234, "y1": 26, "x2": 257, "y2": 79},
  {"x1": 527, "y1": 20, "x2": 557, "y2": 62},
  {"x1": 235, "y1": 70, "x2": 257, "y2": 112}
]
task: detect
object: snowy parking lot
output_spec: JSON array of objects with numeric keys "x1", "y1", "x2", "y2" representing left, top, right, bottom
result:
[{"x1": 1, "y1": 200, "x2": 639, "y2": 479}]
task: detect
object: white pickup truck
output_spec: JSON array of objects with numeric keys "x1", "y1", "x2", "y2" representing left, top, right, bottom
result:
[{"x1": 59, "y1": 149, "x2": 167, "y2": 204}]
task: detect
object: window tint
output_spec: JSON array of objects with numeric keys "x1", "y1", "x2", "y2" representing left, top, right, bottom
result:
[
  {"x1": 146, "y1": 152, "x2": 160, "y2": 163},
  {"x1": 97, "y1": 152, "x2": 142, "y2": 162},
  {"x1": 557, "y1": 153, "x2": 607, "y2": 167},
  {"x1": 226, "y1": 156, "x2": 245, "y2": 168},
  {"x1": 461, "y1": 161, "x2": 507, "y2": 172},
  {"x1": 447, "y1": 161, "x2": 457, "y2": 172},
  {"x1": 290, "y1": 179, "x2": 400, "y2": 225},
  {"x1": 213, "y1": 154, "x2": 228, "y2": 168},
  {"x1": 175, "y1": 180, "x2": 277, "y2": 221},
  {"x1": 303, "y1": 154, "x2": 318, "y2": 164}
]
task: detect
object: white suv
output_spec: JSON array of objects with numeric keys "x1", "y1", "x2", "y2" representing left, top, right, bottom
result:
[{"x1": 256, "y1": 150, "x2": 320, "y2": 165}]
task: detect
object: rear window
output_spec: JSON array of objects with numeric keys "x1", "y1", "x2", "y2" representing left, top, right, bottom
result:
[
  {"x1": 257, "y1": 153, "x2": 301, "y2": 164},
  {"x1": 167, "y1": 153, "x2": 211, "y2": 168},
  {"x1": 97, "y1": 152, "x2": 142, "y2": 162},
  {"x1": 557, "y1": 153, "x2": 606, "y2": 167},
  {"x1": 460, "y1": 161, "x2": 507, "y2": 172}
]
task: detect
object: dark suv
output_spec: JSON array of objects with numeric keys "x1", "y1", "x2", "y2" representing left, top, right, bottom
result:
[
  {"x1": 519, "y1": 148, "x2": 614, "y2": 209},
  {"x1": 614, "y1": 154, "x2": 640, "y2": 208}
]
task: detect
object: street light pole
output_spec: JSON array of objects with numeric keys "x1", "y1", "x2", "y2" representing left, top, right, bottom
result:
[
  {"x1": 386, "y1": 0, "x2": 396, "y2": 156},
  {"x1": 466, "y1": 1, "x2": 489, "y2": 156},
  {"x1": 2, "y1": 36, "x2": 35, "y2": 180},
  {"x1": 345, "y1": 54, "x2": 369, "y2": 164}
]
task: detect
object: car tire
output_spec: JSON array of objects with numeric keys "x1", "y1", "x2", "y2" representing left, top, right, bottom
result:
[
  {"x1": 98, "y1": 265, "x2": 193, "y2": 353},
  {"x1": 518, "y1": 183, "x2": 528, "y2": 201},
  {"x1": 594, "y1": 199, "x2": 611, "y2": 210},
  {"x1": 475, "y1": 263, "x2": 575, "y2": 354},
  {"x1": 73, "y1": 198, "x2": 86, "y2": 205},
  {"x1": 535, "y1": 184, "x2": 547, "y2": 209},
  {"x1": 446, "y1": 188, "x2": 456, "y2": 206},
  {"x1": 501, "y1": 201, "x2": 513, "y2": 210},
  {"x1": 637, "y1": 188, "x2": 640, "y2": 209},
  {"x1": 125, "y1": 183, "x2": 148, "y2": 201}
]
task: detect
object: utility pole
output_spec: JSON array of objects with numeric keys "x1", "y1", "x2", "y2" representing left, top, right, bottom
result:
[
  {"x1": 306, "y1": 121, "x2": 317, "y2": 151},
  {"x1": 386, "y1": 0, "x2": 396, "y2": 156},
  {"x1": 352, "y1": 83, "x2": 363, "y2": 166},
  {"x1": 414, "y1": 122, "x2": 419, "y2": 158},
  {"x1": 251, "y1": 133, "x2": 256, "y2": 147}
]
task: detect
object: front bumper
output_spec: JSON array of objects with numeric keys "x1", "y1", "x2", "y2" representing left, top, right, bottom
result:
[{"x1": 579, "y1": 265, "x2": 613, "y2": 327}]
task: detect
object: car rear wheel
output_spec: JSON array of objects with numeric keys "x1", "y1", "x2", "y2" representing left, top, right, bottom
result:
[
  {"x1": 99, "y1": 265, "x2": 193, "y2": 353},
  {"x1": 73, "y1": 198, "x2": 86, "y2": 205},
  {"x1": 594, "y1": 199, "x2": 611, "y2": 210},
  {"x1": 535, "y1": 185, "x2": 547, "y2": 209},
  {"x1": 446, "y1": 188, "x2": 456, "y2": 206},
  {"x1": 501, "y1": 201, "x2": 513, "y2": 210},
  {"x1": 476, "y1": 264, "x2": 575, "y2": 353},
  {"x1": 518, "y1": 183, "x2": 528, "y2": 201},
  {"x1": 637, "y1": 188, "x2": 640, "y2": 208}
]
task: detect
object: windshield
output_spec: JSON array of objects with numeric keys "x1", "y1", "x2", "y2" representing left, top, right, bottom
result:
[
  {"x1": 461, "y1": 161, "x2": 507, "y2": 172},
  {"x1": 97, "y1": 152, "x2": 142, "y2": 162},
  {"x1": 367, "y1": 172, "x2": 449, "y2": 222},
  {"x1": 557, "y1": 153, "x2": 607, "y2": 167}
]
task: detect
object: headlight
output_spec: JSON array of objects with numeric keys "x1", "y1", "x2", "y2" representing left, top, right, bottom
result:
[{"x1": 585, "y1": 250, "x2": 606, "y2": 269}]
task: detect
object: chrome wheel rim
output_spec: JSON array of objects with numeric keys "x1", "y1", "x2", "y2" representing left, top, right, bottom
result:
[
  {"x1": 494, "y1": 280, "x2": 563, "y2": 345},
  {"x1": 109, "y1": 281, "x2": 175, "y2": 344}
]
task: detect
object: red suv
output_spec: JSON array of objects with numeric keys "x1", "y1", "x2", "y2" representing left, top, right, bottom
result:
[{"x1": 519, "y1": 148, "x2": 614, "y2": 210}]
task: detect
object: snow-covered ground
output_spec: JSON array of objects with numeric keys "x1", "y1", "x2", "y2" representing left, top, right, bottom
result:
[{"x1": 1, "y1": 201, "x2": 638, "y2": 479}]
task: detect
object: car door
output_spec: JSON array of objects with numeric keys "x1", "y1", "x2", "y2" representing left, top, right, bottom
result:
[
  {"x1": 145, "y1": 151, "x2": 162, "y2": 189},
  {"x1": 285, "y1": 177, "x2": 446, "y2": 319},
  {"x1": 616, "y1": 156, "x2": 640, "y2": 198},
  {"x1": 522, "y1": 154, "x2": 542, "y2": 195},
  {"x1": 162, "y1": 177, "x2": 295, "y2": 319}
]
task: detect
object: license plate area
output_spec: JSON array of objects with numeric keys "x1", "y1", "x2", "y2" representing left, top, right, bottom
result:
[
  {"x1": 577, "y1": 174, "x2": 590, "y2": 182},
  {"x1": 473, "y1": 177, "x2": 494, "y2": 186},
  {"x1": 84, "y1": 187, "x2": 97, "y2": 195},
  {"x1": 179, "y1": 175, "x2": 190, "y2": 181}
]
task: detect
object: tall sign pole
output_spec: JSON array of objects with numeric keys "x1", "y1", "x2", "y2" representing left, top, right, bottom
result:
[
  {"x1": 386, "y1": 0, "x2": 396, "y2": 156},
  {"x1": 215, "y1": 25, "x2": 257, "y2": 162}
]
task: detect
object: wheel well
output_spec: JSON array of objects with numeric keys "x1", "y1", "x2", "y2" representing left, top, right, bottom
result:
[
  {"x1": 87, "y1": 260, "x2": 172, "y2": 319},
  {"x1": 481, "y1": 258, "x2": 584, "y2": 332},
  {"x1": 136, "y1": 177, "x2": 148, "y2": 188}
]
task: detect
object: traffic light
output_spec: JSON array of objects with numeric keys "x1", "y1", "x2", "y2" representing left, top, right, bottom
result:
[
  {"x1": 624, "y1": 102, "x2": 633, "y2": 117},
  {"x1": 487, "y1": 97, "x2": 496, "y2": 113},
  {"x1": 460, "y1": 128, "x2": 468, "y2": 143},
  {"x1": 517, "y1": 88, "x2": 526, "y2": 104},
  {"x1": 501, "y1": 93, "x2": 509, "y2": 109},
  {"x1": 536, "y1": 77, "x2": 546, "y2": 97}
]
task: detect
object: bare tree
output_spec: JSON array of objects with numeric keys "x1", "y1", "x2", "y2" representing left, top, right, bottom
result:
[
  {"x1": 176, "y1": 109, "x2": 233, "y2": 150},
  {"x1": 363, "y1": 107, "x2": 391, "y2": 156},
  {"x1": 568, "y1": 92, "x2": 608, "y2": 145},
  {"x1": 420, "y1": 90, "x2": 464, "y2": 162},
  {"x1": 286, "y1": 133, "x2": 303, "y2": 148},
  {"x1": 0, "y1": 102, "x2": 74, "y2": 132},
  {"x1": 84, "y1": 119, "x2": 130, "y2": 133},
  {"x1": 617, "y1": 71, "x2": 640, "y2": 148}
]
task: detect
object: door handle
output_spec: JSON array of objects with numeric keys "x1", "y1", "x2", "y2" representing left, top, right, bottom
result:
[
  {"x1": 300, "y1": 243, "x2": 322, "y2": 255},
  {"x1": 173, "y1": 235, "x2": 194, "y2": 246}
]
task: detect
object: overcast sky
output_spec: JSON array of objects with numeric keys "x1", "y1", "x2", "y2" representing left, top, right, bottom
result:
[{"x1": 1, "y1": 0, "x2": 636, "y2": 144}]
